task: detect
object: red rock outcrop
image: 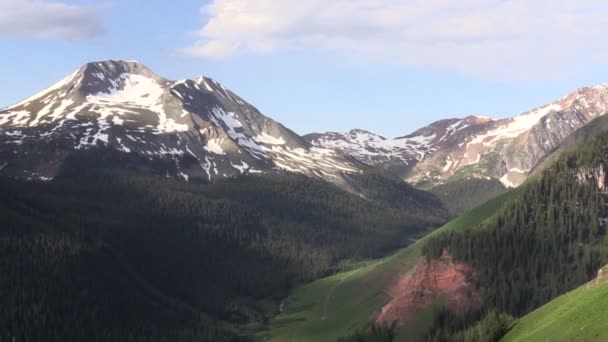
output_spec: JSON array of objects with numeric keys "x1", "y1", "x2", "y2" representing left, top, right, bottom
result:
[{"x1": 376, "y1": 249, "x2": 481, "y2": 328}]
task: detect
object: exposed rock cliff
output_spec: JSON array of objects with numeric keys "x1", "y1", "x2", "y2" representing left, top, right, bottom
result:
[{"x1": 376, "y1": 250, "x2": 481, "y2": 328}]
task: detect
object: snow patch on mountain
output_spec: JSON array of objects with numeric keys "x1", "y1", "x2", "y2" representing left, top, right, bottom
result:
[
  {"x1": 307, "y1": 129, "x2": 436, "y2": 167},
  {"x1": 0, "y1": 60, "x2": 364, "y2": 185},
  {"x1": 204, "y1": 138, "x2": 225, "y2": 155},
  {"x1": 0, "y1": 111, "x2": 30, "y2": 126},
  {"x1": 310, "y1": 84, "x2": 608, "y2": 189},
  {"x1": 86, "y1": 73, "x2": 162, "y2": 106},
  {"x1": 232, "y1": 160, "x2": 249, "y2": 173},
  {"x1": 254, "y1": 133, "x2": 286, "y2": 145},
  {"x1": 195, "y1": 77, "x2": 215, "y2": 92},
  {"x1": 469, "y1": 104, "x2": 563, "y2": 148},
  {"x1": 210, "y1": 107, "x2": 243, "y2": 133}
]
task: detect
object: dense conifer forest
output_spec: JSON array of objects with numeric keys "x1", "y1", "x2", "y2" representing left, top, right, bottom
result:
[
  {"x1": 422, "y1": 132, "x2": 608, "y2": 340},
  {"x1": 0, "y1": 148, "x2": 448, "y2": 341},
  {"x1": 338, "y1": 324, "x2": 397, "y2": 342},
  {"x1": 431, "y1": 178, "x2": 507, "y2": 215}
]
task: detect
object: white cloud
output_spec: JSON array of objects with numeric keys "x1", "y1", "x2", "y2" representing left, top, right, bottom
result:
[
  {"x1": 182, "y1": 0, "x2": 608, "y2": 80},
  {"x1": 0, "y1": 0, "x2": 104, "y2": 40},
  {"x1": 181, "y1": 39, "x2": 238, "y2": 59}
]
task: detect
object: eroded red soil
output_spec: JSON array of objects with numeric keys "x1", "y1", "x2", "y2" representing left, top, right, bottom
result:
[{"x1": 376, "y1": 249, "x2": 481, "y2": 327}]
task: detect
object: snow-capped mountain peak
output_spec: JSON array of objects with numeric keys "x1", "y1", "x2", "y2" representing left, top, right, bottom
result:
[
  {"x1": 5, "y1": 61, "x2": 608, "y2": 190},
  {"x1": 0, "y1": 60, "x2": 361, "y2": 184},
  {"x1": 309, "y1": 85, "x2": 608, "y2": 188}
]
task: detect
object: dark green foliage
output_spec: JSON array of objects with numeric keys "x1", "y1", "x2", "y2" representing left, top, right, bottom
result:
[
  {"x1": 0, "y1": 148, "x2": 448, "y2": 341},
  {"x1": 432, "y1": 178, "x2": 507, "y2": 215},
  {"x1": 348, "y1": 172, "x2": 446, "y2": 212},
  {"x1": 0, "y1": 176, "x2": 246, "y2": 342},
  {"x1": 426, "y1": 309, "x2": 514, "y2": 342},
  {"x1": 338, "y1": 323, "x2": 397, "y2": 342},
  {"x1": 422, "y1": 132, "x2": 608, "y2": 339}
]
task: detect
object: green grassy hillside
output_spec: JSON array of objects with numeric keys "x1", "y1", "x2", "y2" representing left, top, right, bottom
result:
[
  {"x1": 264, "y1": 189, "x2": 515, "y2": 342},
  {"x1": 503, "y1": 281, "x2": 608, "y2": 342}
]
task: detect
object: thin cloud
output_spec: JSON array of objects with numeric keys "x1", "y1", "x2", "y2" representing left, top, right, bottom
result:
[
  {"x1": 181, "y1": 40, "x2": 238, "y2": 59},
  {"x1": 181, "y1": 0, "x2": 608, "y2": 80},
  {"x1": 0, "y1": 0, "x2": 105, "y2": 40}
]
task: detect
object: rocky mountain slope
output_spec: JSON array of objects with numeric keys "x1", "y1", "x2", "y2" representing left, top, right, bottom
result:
[
  {"x1": 305, "y1": 116, "x2": 491, "y2": 177},
  {"x1": 377, "y1": 249, "x2": 480, "y2": 329},
  {"x1": 4, "y1": 60, "x2": 608, "y2": 192},
  {"x1": 309, "y1": 85, "x2": 608, "y2": 188},
  {"x1": 0, "y1": 60, "x2": 361, "y2": 184}
]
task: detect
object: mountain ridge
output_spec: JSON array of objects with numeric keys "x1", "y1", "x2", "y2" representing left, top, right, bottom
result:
[
  {"x1": 4, "y1": 59, "x2": 608, "y2": 193},
  {"x1": 0, "y1": 60, "x2": 363, "y2": 185},
  {"x1": 308, "y1": 84, "x2": 608, "y2": 188}
]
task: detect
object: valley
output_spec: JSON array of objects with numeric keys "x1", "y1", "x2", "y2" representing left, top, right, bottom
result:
[
  {"x1": 269, "y1": 124, "x2": 608, "y2": 341},
  {"x1": 265, "y1": 190, "x2": 515, "y2": 341},
  {"x1": 3, "y1": 60, "x2": 608, "y2": 341}
]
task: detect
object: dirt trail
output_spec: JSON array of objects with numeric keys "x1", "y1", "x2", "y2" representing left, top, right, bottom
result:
[
  {"x1": 321, "y1": 274, "x2": 349, "y2": 320},
  {"x1": 288, "y1": 273, "x2": 352, "y2": 341}
]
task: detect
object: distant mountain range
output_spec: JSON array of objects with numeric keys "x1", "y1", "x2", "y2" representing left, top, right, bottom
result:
[
  {"x1": 2, "y1": 60, "x2": 608, "y2": 191},
  {"x1": 309, "y1": 85, "x2": 608, "y2": 188}
]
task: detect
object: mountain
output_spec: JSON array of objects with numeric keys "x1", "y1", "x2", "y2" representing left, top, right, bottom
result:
[
  {"x1": 0, "y1": 149, "x2": 449, "y2": 342},
  {"x1": 308, "y1": 85, "x2": 608, "y2": 188},
  {"x1": 6, "y1": 59, "x2": 608, "y2": 341},
  {"x1": 304, "y1": 116, "x2": 491, "y2": 176},
  {"x1": 418, "y1": 129, "x2": 608, "y2": 340},
  {"x1": 304, "y1": 128, "x2": 433, "y2": 175},
  {"x1": 531, "y1": 114, "x2": 608, "y2": 177},
  {"x1": 0, "y1": 60, "x2": 361, "y2": 185},
  {"x1": 0, "y1": 60, "x2": 455, "y2": 340},
  {"x1": 271, "y1": 118, "x2": 608, "y2": 341},
  {"x1": 6, "y1": 60, "x2": 608, "y2": 193}
]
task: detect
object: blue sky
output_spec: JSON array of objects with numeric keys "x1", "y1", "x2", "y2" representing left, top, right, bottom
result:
[{"x1": 2, "y1": 0, "x2": 608, "y2": 137}]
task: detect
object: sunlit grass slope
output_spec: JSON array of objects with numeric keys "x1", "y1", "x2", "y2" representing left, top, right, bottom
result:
[
  {"x1": 503, "y1": 281, "x2": 608, "y2": 342},
  {"x1": 264, "y1": 189, "x2": 515, "y2": 342}
]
